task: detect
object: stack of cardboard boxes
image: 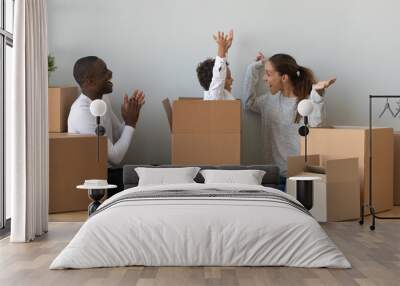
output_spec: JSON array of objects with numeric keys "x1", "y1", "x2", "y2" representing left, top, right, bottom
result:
[
  {"x1": 294, "y1": 126, "x2": 394, "y2": 219},
  {"x1": 49, "y1": 87, "x2": 107, "y2": 213}
]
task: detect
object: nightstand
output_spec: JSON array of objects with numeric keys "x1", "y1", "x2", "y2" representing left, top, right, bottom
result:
[{"x1": 77, "y1": 184, "x2": 117, "y2": 215}]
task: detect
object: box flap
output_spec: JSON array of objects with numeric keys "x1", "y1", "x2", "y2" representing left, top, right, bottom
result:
[
  {"x1": 178, "y1": 97, "x2": 202, "y2": 100},
  {"x1": 324, "y1": 158, "x2": 360, "y2": 221},
  {"x1": 326, "y1": 158, "x2": 359, "y2": 183},
  {"x1": 287, "y1": 155, "x2": 320, "y2": 177},
  {"x1": 162, "y1": 98, "x2": 173, "y2": 132}
]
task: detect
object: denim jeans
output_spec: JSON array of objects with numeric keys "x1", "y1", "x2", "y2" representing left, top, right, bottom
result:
[
  {"x1": 107, "y1": 167, "x2": 124, "y2": 198},
  {"x1": 278, "y1": 176, "x2": 287, "y2": 192}
]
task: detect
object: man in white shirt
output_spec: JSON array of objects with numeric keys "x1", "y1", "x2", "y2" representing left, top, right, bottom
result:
[
  {"x1": 68, "y1": 56, "x2": 145, "y2": 196},
  {"x1": 197, "y1": 30, "x2": 235, "y2": 100}
]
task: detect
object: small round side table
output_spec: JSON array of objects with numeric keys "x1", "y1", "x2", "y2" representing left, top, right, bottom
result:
[{"x1": 76, "y1": 184, "x2": 117, "y2": 215}]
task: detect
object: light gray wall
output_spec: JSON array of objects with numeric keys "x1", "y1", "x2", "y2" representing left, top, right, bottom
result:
[{"x1": 47, "y1": 0, "x2": 400, "y2": 165}]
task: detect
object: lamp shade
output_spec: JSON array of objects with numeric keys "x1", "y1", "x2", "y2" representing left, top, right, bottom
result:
[
  {"x1": 90, "y1": 99, "x2": 107, "y2": 117},
  {"x1": 297, "y1": 99, "x2": 314, "y2": 116}
]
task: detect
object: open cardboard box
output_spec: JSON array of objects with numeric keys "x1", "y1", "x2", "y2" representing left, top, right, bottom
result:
[
  {"x1": 301, "y1": 126, "x2": 393, "y2": 213},
  {"x1": 163, "y1": 98, "x2": 241, "y2": 165},
  {"x1": 287, "y1": 155, "x2": 360, "y2": 222}
]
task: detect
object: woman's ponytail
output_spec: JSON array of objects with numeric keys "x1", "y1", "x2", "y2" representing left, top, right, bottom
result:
[{"x1": 294, "y1": 66, "x2": 315, "y2": 123}]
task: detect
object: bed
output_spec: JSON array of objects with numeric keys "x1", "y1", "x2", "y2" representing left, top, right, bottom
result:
[{"x1": 50, "y1": 165, "x2": 350, "y2": 269}]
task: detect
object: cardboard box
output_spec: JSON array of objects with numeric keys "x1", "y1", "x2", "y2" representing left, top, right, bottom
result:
[
  {"x1": 394, "y1": 132, "x2": 400, "y2": 205},
  {"x1": 48, "y1": 86, "x2": 79, "y2": 132},
  {"x1": 163, "y1": 98, "x2": 241, "y2": 165},
  {"x1": 301, "y1": 127, "x2": 393, "y2": 213},
  {"x1": 49, "y1": 133, "x2": 107, "y2": 213},
  {"x1": 287, "y1": 155, "x2": 360, "y2": 222}
]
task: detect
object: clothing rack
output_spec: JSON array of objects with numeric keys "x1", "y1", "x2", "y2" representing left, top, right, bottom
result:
[{"x1": 359, "y1": 95, "x2": 400, "y2": 230}]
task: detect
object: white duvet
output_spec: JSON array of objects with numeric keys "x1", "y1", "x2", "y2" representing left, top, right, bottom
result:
[{"x1": 50, "y1": 183, "x2": 351, "y2": 269}]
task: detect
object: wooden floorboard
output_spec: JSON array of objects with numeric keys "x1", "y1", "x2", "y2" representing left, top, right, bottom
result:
[{"x1": 0, "y1": 209, "x2": 399, "y2": 286}]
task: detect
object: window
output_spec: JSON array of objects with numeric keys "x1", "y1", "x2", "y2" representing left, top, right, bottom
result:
[
  {"x1": 1, "y1": 0, "x2": 14, "y2": 232},
  {"x1": 5, "y1": 0, "x2": 13, "y2": 33}
]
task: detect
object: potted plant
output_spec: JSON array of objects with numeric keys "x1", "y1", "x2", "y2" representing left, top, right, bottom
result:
[{"x1": 48, "y1": 54, "x2": 57, "y2": 78}]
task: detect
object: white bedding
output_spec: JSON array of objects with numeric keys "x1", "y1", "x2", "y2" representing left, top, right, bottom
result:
[{"x1": 50, "y1": 183, "x2": 351, "y2": 269}]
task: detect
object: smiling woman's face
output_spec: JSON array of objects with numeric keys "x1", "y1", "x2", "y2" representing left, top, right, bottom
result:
[{"x1": 263, "y1": 60, "x2": 284, "y2": 95}]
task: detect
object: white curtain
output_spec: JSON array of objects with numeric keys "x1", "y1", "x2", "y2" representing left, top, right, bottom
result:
[{"x1": 9, "y1": 0, "x2": 49, "y2": 242}]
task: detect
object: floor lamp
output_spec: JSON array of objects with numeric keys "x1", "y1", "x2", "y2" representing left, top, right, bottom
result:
[{"x1": 296, "y1": 99, "x2": 315, "y2": 210}]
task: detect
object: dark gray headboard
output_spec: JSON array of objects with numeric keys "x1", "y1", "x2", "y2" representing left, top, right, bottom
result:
[{"x1": 123, "y1": 165, "x2": 280, "y2": 190}]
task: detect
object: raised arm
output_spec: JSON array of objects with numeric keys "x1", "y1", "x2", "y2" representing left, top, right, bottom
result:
[
  {"x1": 243, "y1": 52, "x2": 266, "y2": 113},
  {"x1": 108, "y1": 90, "x2": 145, "y2": 165},
  {"x1": 205, "y1": 30, "x2": 233, "y2": 100},
  {"x1": 121, "y1": 90, "x2": 145, "y2": 129},
  {"x1": 308, "y1": 77, "x2": 336, "y2": 127},
  {"x1": 107, "y1": 89, "x2": 145, "y2": 144}
]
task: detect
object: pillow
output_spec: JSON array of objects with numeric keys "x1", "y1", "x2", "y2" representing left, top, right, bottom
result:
[
  {"x1": 200, "y1": 169, "x2": 266, "y2": 185},
  {"x1": 135, "y1": 167, "x2": 201, "y2": 186}
]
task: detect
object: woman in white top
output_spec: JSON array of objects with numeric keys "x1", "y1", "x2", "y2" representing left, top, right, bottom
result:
[{"x1": 243, "y1": 52, "x2": 336, "y2": 187}]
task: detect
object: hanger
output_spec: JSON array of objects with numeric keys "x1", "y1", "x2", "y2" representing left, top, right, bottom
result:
[
  {"x1": 379, "y1": 98, "x2": 395, "y2": 118},
  {"x1": 393, "y1": 100, "x2": 400, "y2": 118}
]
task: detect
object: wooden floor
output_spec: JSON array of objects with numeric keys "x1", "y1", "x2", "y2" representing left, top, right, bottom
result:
[{"x1": 1, "y1": 209, "x2": 400, "y2": 286}]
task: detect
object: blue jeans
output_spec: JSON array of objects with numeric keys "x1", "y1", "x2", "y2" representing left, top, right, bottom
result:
[
  {"x1": 278, "y1": 176, "x2": 287, "y2": 192},
  {"x1": 107, "y1": 167, "x2": 124, "y2": 198}
]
